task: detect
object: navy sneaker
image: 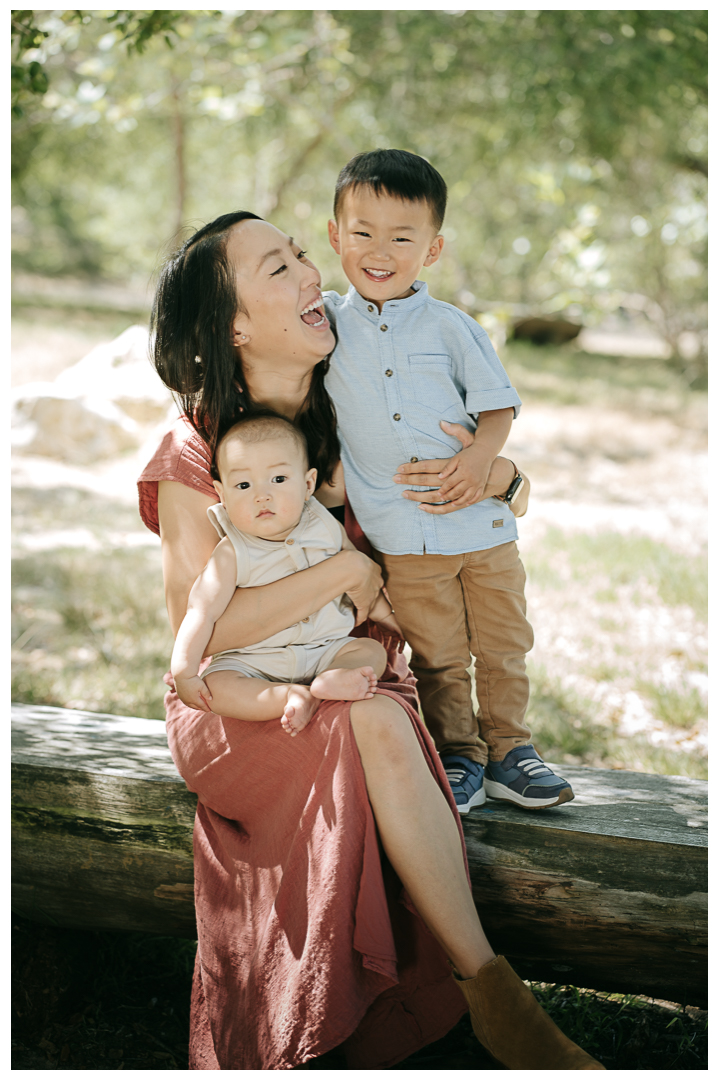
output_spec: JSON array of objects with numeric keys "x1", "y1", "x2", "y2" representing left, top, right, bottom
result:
[
  {"x1": 484, "y1": 745, "x2": 574, "y2": 809},
  {"x1": 440, "y1": 754, "x2": 487, "y2": 814}
]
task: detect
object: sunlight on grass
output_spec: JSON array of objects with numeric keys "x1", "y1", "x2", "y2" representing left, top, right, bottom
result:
[
  {"x1": 12, "y1": 547, "x2": 173, "y2": 719},
  {"x1": 636, "y1": 681, "x2": 707, "y2": 730},
  {"x1": 502, "y1": 340, "x2": 706, "y2": 413}
]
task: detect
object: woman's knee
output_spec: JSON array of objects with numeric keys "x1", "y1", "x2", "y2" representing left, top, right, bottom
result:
[{"x1": 350, "y1": 695, "x2": 415, "y2": 754}]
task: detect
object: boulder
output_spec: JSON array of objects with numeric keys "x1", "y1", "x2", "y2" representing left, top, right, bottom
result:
[
  {"x1": 11, "y1": 325, "x2": 176, "y2": 465},
  {"x1": 11, "y1": 383, "x2": 141, "y2": 465},
  {"x1": 513, "y1": 317, "x2": 582, "y2": 346},
  {"x1": 54, "y1": 325, "x2": 173, "y2": 425}
]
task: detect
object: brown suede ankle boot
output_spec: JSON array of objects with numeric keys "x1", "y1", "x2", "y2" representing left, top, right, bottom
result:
[{"x1": 454, "y1": 956, "x2": 605, "y2": 1070}]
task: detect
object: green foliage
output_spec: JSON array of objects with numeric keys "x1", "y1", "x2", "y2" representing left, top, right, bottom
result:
[{"x1": 10, "y1": 10, "x2": 706, "y2": 368}]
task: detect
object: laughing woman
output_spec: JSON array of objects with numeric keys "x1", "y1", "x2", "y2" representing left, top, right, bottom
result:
[{"x1": 138, "y1": 211, "x2": 603, "y2": 1070}]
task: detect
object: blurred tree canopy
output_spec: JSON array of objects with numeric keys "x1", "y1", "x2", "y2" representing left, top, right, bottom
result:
[{"x1": 11, "y1": 9, "x2": 707, "y2": 376}]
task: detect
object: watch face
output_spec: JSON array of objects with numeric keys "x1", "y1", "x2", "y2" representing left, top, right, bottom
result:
[{"x1": 506, "y1": 475, "x2": 523, "y2": 503}]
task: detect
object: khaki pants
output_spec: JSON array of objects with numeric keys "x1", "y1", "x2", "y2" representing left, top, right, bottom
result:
[{"x1": 374, "y1": 542, "x2": 533, "y2": 765}]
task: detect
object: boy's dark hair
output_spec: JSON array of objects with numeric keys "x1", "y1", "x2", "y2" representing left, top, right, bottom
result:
[
  {"x1": 211, "y1": 410, "x2": 309, "y2": 482},
  {"x1": 151, "y1": 211, "x2": 340, "y2": 488},
  {"x1": 333, "y1": 149, "x2": 447, "y2": 232}
]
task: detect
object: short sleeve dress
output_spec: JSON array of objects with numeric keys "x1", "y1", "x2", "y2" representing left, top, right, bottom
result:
[{"x1": 138, "y1": 417, "x2": 467, "y2": 1070}]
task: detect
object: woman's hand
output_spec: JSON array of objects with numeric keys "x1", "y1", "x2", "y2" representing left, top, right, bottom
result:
[
  {"x1": 342, "y1": 549, "x2": 385, "y2": 625},
  {"x1": 393, "y1": 422, "x2": 517, "y2": 515}
]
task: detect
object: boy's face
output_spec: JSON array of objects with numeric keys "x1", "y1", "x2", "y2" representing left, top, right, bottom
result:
[
  {"x1": 328, "y1": 188, "x2": 443, "y2": 311},
  {"x1": 213, "y1": 436, "x2": 317, "y2": 541}
]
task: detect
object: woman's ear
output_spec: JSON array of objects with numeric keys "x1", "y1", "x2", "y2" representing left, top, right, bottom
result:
[
  {"x1": 213, "y1": 479, "x2": 225, "y2": 502},
  {"x1": 232, "y1": 315, "x2": 250, "y2": 348},
  {"x1": 305, "y1": 468, "x2": 318, "y2": 499},
  {"x1": 423, "y1": 234, "x2": 444, "y2": 267}
]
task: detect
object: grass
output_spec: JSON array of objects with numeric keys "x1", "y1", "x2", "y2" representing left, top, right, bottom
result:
[
  {"x1": 636, "y1": 681, "x2": 707, "y2": 731},
  {"x1": 525, "y1": 528, "x2": 707, "y2": 621},
  {"x1": 11, "y1": 484, "x2": 707, "y2": 777},
  {"x1": 501, "y1": 340, "x2": 707, "y2": 412},
  {"x1": 12, "y1": 543, "x2": 173, "y2": 720},
  {"x1": 12, "y1": 917, "x2": 707, "y2": 1071}
]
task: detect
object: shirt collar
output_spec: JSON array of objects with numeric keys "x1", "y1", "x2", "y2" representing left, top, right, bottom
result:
[{"x1": 346, "y1": 280, "x2": 428, "y2": 317}]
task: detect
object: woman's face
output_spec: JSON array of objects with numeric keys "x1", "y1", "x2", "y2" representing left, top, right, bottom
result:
[{"x1": 227, "y1": 219, "x2": 335, "y2": 367}]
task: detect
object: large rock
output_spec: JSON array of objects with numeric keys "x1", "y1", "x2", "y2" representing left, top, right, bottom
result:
[
  {"x1": 11, "y1": 383, "x2": 142, "y2": 465},
  {"x1": 11, "y1": 326, "x2": 176, "y2": 465},
  {"x1": 54, "y1": 325, "x2": 173, "y2": 425}
]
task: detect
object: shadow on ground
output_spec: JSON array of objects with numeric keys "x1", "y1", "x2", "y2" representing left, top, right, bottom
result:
[{"x1": 12, "y1": 918, "x2": 707, "y2": 1070}]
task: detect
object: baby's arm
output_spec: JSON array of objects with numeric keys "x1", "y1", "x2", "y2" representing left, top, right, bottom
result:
[
  {"x1": 171, "y1": 538, "x2": 238, "y2": 711},
  {"x1": 339, "y1": 526, "x2": 403, "y2": 636}
]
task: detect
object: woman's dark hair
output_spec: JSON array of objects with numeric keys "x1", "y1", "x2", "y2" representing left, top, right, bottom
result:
[
  {"x1": 150, "y1": 211, "x2": 340, "y2": 488},
  {"x1": 334, "y1": 149, "x2": 447, "y2": 232}
]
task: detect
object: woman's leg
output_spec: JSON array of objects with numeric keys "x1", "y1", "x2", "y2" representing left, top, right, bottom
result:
[
  {"x1": 349, "y1": 693, "x2": 494, "y2": 978},
  {"x1": 350, "y1": 694, "x2": 605, "y2": 1070}
]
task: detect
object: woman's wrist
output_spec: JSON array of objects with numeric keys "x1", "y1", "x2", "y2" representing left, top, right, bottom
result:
[{"x1": 485, "y1": 456, "x2": 516, "y2": 499}]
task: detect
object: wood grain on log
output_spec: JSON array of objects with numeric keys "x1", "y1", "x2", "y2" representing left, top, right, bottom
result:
[{"x1": 12, "y1": 703, "x2": 707, "y2": 1004}]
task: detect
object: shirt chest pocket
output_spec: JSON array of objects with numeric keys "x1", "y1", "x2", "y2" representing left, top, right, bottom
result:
[{"x1": 408, "y1": 353, "x2": 462, "y2": 415}]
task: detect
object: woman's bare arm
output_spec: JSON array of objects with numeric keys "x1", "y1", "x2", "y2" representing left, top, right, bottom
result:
[
  {"x1": 313, "y1": 459, "x2": 345, "y2": 508},
  {"x1": 158, "y1": 480, "x2": 383, "y2": 653}
]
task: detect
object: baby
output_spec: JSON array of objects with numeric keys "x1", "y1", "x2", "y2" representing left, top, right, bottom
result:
[{"x1": 171, "y1": 412, "x2": 398, "y2": 735}]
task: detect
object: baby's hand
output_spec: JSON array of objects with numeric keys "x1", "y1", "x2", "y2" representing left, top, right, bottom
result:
[{"x1": 175, "y1": 674, "x2": 214, "y2": 713}]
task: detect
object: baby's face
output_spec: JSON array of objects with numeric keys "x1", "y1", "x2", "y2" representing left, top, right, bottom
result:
[
  {"x1": 214, "y1": 436, "x2": 317, "y2": 541},
  {"x1": 328, "y1": 188, "x2": 443, "y2": 311}
]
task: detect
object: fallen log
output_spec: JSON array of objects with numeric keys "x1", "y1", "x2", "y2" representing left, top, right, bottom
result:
[{"x1": 12, "y1": 703, "x2": 707, "y2": 1006}]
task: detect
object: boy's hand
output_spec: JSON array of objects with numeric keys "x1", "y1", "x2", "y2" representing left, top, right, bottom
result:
[
  {"x1": 394, "y1": 425, "x2": 519, "y2": 516},
  {"x1": 393, "y1": 421, "x2": 493, "y2": 510},
  {"x1": 430, "y1": 438, "x2": 494, "y2": 507},
  {"x1": 175, "y1": 674, "x2": 214, "y2": 713}
]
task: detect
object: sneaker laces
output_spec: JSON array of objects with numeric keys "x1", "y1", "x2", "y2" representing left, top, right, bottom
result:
[{"x1": 515, "y1": 757, "x2": 553, "y2": 778}]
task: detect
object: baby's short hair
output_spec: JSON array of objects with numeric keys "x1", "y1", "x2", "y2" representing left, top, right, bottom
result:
[
  {"x1": 334, "y1": 148, "x2": 447, "y2": 233},
  {"x1": 211, "y1": 411, "x2": 309, "y2": 481}
]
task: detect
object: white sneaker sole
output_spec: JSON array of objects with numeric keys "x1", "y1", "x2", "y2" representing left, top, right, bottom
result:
[
  {"x1": 484, "y1": 779, "x2": 574, "y2": 808},
  {"x1": 454, "y1": 785, "x2": 487, "y2": 814}
]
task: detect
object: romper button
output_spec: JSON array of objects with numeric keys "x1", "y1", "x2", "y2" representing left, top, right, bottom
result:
[
  {"x1": 380, "y1": 324, "x2": 388, "y2": 331},
  {"x1": 286, "y1": 538, "x2": 294, "y2": 545},
  {"x1": 410, "y1": 457, "x2": 418, "y2": 463},
  {"x1": 385, "y1": 369, "x2": 393, "y2": 377},
  {"x1": 301, "y1": 617, "x2": 309, "y2": 623},
  {"x1": 393, "y1": 413, "x2": 401, "y2": 421}
]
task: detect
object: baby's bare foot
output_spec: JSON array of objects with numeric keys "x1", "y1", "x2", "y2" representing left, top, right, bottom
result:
[
  {"x1": 311, "y1": 666, "x2": 378, "y2": 702},
  {"x1": 281, "y1": 685, "x2": 318, "y2": 736}
]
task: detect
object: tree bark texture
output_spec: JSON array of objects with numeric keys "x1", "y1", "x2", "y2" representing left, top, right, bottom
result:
[{"x1": 11, "y1": 704, "x2": 707, "y2": 1005}]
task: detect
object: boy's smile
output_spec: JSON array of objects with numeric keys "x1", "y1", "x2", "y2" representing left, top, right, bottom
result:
[{"x1": 328, "y1": 189, "x2": 443, "y2": 312}]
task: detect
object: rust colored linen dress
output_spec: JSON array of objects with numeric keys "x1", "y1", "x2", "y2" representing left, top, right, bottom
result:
[{"x1": 138, "y1": 417, "x2": 467, "y2": 1070}]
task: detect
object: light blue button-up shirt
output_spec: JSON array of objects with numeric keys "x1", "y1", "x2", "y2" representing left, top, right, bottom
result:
[{"x1": 323, "y1": 282, "x2": 523, "y2": 556}]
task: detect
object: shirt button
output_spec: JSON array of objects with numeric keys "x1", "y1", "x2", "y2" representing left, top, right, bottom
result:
[
  {"x1": 385, "y1": 369, "x2": 393, "y2": 377},
  {"x1": 380, "y1": 324, "x2": 388, "y2": 332},
  {"x1": 286, "y1": 538, "x2": 294, "y2": 545},
  {"x1": 393, "y1": 413, "x2": 401, "y2": 421},
  {"x1": 410, "y1": 457, "x2": 419, "y2": 463},
  {"x1": 367, "y1": 305, "x2": 373, "y2": 312}
]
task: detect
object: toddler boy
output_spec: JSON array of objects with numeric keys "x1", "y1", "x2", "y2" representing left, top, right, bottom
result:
[
  {"x1": 171, "y1": 413, "x2": 397, "y2": 736},
  {"x1": 322, "y1": 148, "x2": 573, "y2": 811}
]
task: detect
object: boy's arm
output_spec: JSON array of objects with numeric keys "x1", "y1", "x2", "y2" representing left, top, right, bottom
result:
[
  {"x1": 431, "y1": 407, "x2": 514, "y2": 508},
  {"x1": 171, "y1": 539, "x2": 238, "y2": 708}
]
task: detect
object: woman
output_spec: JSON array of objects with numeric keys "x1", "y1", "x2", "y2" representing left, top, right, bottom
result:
[{"x1": 138, "y1": 211, "x2": 603, "y2": 1070}]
